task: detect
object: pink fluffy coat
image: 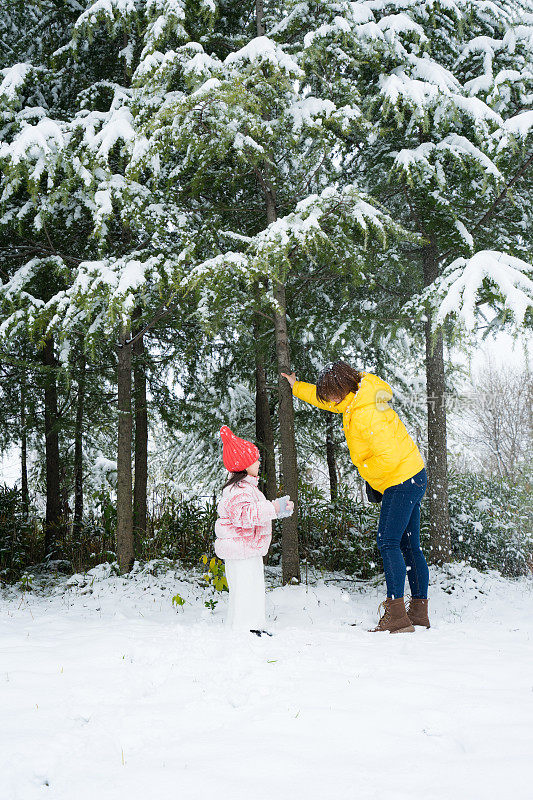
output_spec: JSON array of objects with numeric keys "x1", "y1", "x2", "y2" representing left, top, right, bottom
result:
[{"x1": 214, "y1": 475, "x2": 277, "y2": 560}]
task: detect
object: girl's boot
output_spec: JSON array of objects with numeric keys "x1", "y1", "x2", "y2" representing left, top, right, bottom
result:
[
  {"x1": 406, "y1": 598, "x2": 430, "y2": 628},
  {"x1": 369, "y1": 597, "x2": 415, "y2": 633}
]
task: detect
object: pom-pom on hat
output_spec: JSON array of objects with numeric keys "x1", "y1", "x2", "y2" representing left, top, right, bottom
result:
[{"x1": 220, "y1": 426, "x2": 260, "y2": 472}]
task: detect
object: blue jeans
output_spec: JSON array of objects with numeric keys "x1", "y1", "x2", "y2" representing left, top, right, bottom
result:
[{"x1": 376, "y1": 468, "x2": 429, "y2": 600}]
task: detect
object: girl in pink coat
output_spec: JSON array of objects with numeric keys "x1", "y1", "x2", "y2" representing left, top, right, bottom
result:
[{"x1": 216, "y1": 426, "x2": 294, "y2": 636}]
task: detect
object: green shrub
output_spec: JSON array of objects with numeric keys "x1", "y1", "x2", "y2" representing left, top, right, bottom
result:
[
  {"x1": 435, "y1": 469, "x2": 533, "y2": 577},
  {"x1": 144, "y1": 498, "x2": 218, "y2": 565},
  {"x1": 0, "y1": 485, "x2": 38, "y2": 582},
  {"x1": 270, "y1": 483, "x2": 383, "y2": 578},
  {"x1": 2, "y1": 467, "x2": 530, "y2": 584}
]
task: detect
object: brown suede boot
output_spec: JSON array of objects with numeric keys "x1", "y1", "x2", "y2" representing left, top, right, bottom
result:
[
  {"x1": 406, "y1": 598, "x2": 430, "y2": 628},
  {"x1": 369, "y1": 597, "x2": 415, "y2": 633}
]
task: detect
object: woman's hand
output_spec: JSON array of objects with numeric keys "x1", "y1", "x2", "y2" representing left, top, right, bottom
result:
[{"x1": 281, "y1": 371, "x2": 297, "y2": 388}]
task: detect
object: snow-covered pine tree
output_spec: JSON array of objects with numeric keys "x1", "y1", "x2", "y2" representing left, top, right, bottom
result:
[
  {"x1": 283, "y1": 0, "x2": 533, "y2": 561},
  {"x1": 0, "y1": 0, "x2": 214, "y2": 567},
  {"x1": 129, "y1": 0, "x2": 410, "y2": 581},
  {"x1": 0, "y1": 3, "x2": 86, "y2": 554}
]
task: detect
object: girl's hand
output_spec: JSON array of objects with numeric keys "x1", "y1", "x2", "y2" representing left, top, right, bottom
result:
[
  {"x1": 274, "y1": 496, "x2": 294, "y2": 518},
  {"x1": 281, "y1": 371, "x2": 297, "y2": 388}
]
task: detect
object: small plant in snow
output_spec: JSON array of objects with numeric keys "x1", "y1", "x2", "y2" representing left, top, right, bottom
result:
[
  {"x1": 200, "y1": 554, "x2": 228, "y2": 612},
  {"x1": 19, "y1": 572, "x2": 33, "y2": 592},
  {"x1": 200, "y1": 555, "x2": 228, "y2": 593}
]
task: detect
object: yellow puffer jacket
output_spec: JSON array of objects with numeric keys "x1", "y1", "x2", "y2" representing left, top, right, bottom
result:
[{"x1": 293, "y1": 372, "x2": 425, "y2": 494}]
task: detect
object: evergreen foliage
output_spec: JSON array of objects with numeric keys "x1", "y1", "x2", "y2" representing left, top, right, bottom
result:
[{"x1": 0, "y1": 0, "x2": 531, "y2": 580}]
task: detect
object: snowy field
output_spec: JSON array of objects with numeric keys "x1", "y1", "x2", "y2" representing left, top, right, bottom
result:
[{"x1": 1, "y1": 562, "x2": 532, "y2": 800}]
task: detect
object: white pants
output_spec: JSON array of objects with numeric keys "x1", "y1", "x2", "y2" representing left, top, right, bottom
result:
[{"x1": 224, "y1": 556, "x2": 266, "y2": 631}]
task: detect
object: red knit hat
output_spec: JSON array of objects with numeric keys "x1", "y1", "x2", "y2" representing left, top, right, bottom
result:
[{"x1": 220, "y1": 426, "x2": 260, "y2": 472}]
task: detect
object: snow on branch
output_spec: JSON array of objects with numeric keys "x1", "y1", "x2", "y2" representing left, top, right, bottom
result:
[
  {"x1": 0, "y1": 257, "x2": 63, "y2": 300},
  {"x1": 0, "y1": 117, "x2": 66, "y2": 174},
  {"x1": 72, "y1": 252, "x2": 182, "y2": 311},
  {"x1": 248, "y1": 184, "x2": 410, "y2": 277},
  {"x1": 380, "y1": 71, "x2": 439, "y2": 111},
  {"x1": 394, "y1": 133, "x2": 502, "y2": 183},
  {"x1": 181, "y1": 253, "x2": 250, "y2": 287},
  {"x1": 181, "y1": 184, "x2": 408, "y2": 293},
  {"x1": 380, "y1": 68, "x2": 504, "y2": 132},
  {"x1": 74, "y1": 0, "x2": 140, "y2": 35},
  {"x1": 224, "y1": 36, "x2": 303, "y2": 79},
  {"x1": 0, "y1": 63, "x2": 33, "y2": 103},
  {"x1": 433, "y1": 250, "x2": 533, "y2": 330},
  {"x1": 0, "y1": 257, "x2": 65, "y2": 339},
  {"x1": 136, "y1": 42, "x2": 220, "y2": 87},
  {"x1": 88, "y1": 105, "x2": 136, "y2": 160},
  {"x1": 142, "y1": 0, "x2": 188, "y2": 55},
  {"x1": 0, "y1": 247, "x2": 189, "y2": 344},
  {"x1": 286, "y1": 97, "x2": 336, "y2": 130},
  {"x1": 142, "y1": 0, "x2": 216, "y2": 55},
  {"x1": 377, "y1": 12, "x2": 427, "y2": 43},
  {"x1": 504, "y1": 110, "x2": 533, "y2": 139},
  {"x1": 303, "y1": 15, "x2": 355, "y2": 49}
]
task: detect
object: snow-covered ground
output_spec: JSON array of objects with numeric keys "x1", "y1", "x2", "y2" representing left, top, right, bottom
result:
[{"x1": 1, "y1": 562, "x2": 532, "y2": 800}]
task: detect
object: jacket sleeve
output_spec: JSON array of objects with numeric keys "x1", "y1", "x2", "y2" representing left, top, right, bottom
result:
[
  {"x1": 362, "y1": 411, "x2": 403, "y2": 482},
  {"x1": 292, "y1": 381, "x2": 344, "y2": 412},
  {"x1": 226, "y1": 486, "x2": 277, "y2": 531}
]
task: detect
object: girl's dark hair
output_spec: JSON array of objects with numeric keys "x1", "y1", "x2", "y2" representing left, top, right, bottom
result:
[
  {"x1": 222, "y1": 470, "x2": 248, "y2": 490},
  {"x1": 316, "y1": 361, "x2": 363, "y2": 404}
]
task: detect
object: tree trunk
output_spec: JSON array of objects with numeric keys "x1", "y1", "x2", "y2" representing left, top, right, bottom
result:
[
  {"x1": 326, "y1": 412, "x2": 338, "y2": 502},
  {"x1": 42, "y1": 336, "x2": 62, "y2": 557},
  {"x1": 273, "y1": 278, "x2": 300, "y2": 583},
  {"x1": 423, "y1": 245, "x2": 452, "y2": 563},
  {"x1": 133, "y1": 326, "x2": 148, "y2": 557},
  {"x1": 255, "y1": 354, "x2": 277, "y2": 500},
  {"x1": 116, "y1": 329, "x2": 134, "y2": 572},
  {"x1": 262, "y1": 190, "x2": 300, "y2": 583},
  {"x1": 20, "y1": 376, "x2": 29, "y2": 518},
  {"x1": 253, "y1": 289, "x2": 277, "y2": 501},
  {"x1": 256, "y1": 0, "x2": 265, "y2": 36},
  {"x1": 73, "y1": 352, "x2": 86, "y2": 535}
]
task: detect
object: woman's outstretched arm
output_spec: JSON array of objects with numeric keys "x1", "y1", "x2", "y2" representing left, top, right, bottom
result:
[{"x1": 281, "y1": 372, "x2": 344, "y2": 413}]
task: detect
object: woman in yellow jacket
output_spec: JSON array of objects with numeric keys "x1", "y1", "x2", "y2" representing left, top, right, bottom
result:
[{"x1": 282, "y1": 362, "x2": 430, "y2": 633}]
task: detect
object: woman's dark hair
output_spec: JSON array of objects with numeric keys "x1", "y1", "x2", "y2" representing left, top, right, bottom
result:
[
  {"x1": 316, "y1": 361, "x2": 363, "y2": 404},
  {"x1": 222, "y1": 470, "x2": 248, "y2": 490}
]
